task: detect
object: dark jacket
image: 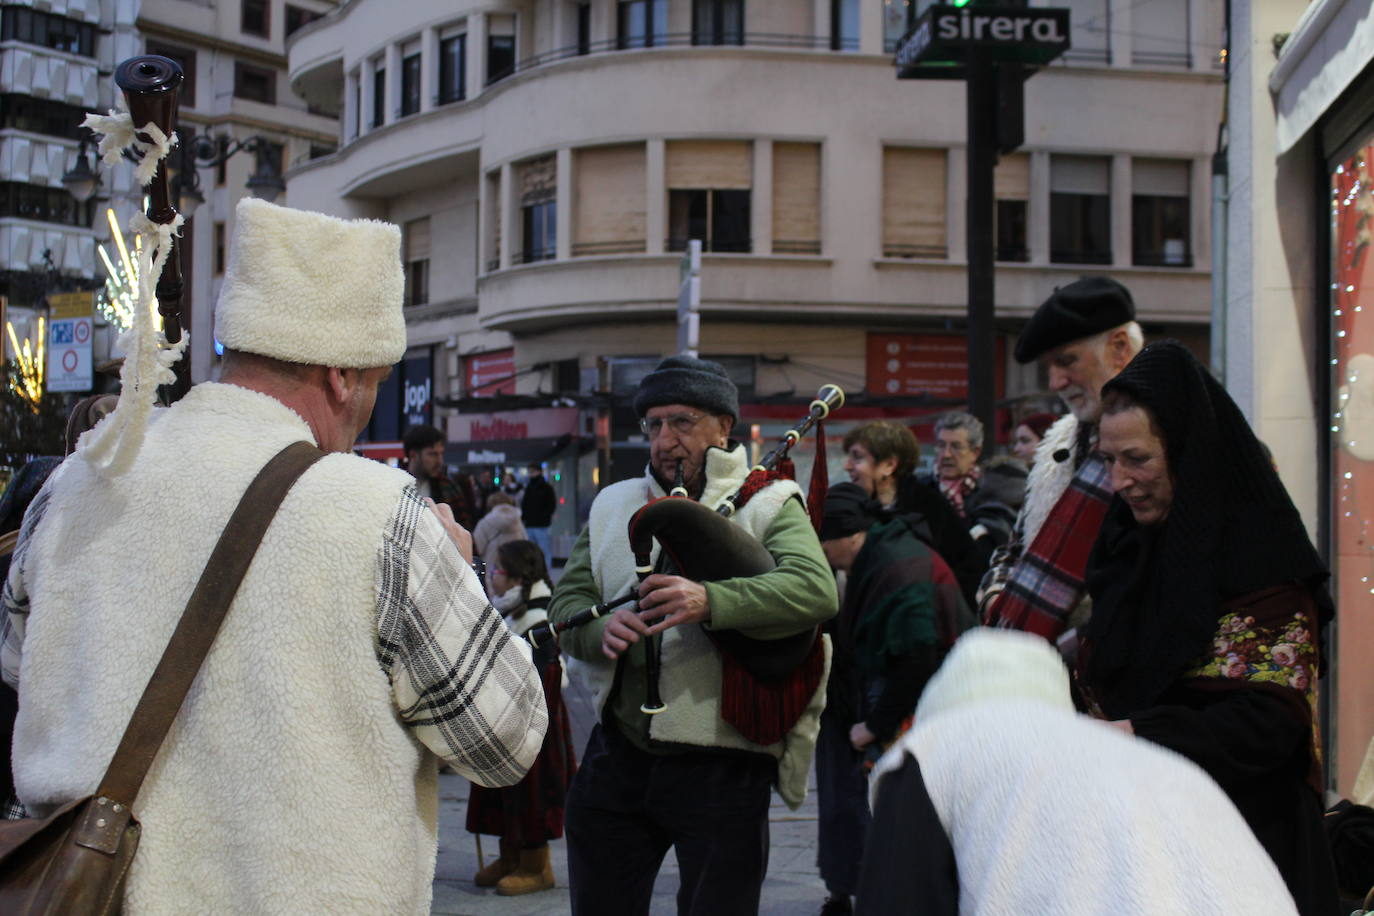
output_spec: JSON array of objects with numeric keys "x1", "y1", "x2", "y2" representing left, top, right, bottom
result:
[{"x1": 521, "y1": 475, "x2": 557, "y2": 528}]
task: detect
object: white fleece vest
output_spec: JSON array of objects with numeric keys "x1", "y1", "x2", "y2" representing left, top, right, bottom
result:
[
  {"x1": 874, "y1": 702, "x2": 1298, "y2": 915},
  {"x1": 576, "y1": 444, "x2": 830, "y2": 809},
  {"x1": 14, "y1": 383, "x2": 438, "y2": 915},
  {"x1": 1019, "y1": 413, "x2": 1083, "y2": 546}
]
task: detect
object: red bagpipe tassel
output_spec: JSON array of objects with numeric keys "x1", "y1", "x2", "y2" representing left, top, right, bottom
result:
[
  {"x1": 718, "y1": 636, "x2": 826, "y2": 746},
  {"x1": 806, "y1": 420, "x2": 828, "y2": 534}
]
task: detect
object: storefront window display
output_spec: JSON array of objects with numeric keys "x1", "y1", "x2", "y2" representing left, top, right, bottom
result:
[{"x1": 1329, "y1": 124, "x2": 1374, "y2": 795}]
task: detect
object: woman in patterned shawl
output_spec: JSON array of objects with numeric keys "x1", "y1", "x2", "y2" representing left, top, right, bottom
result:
[{"x1": 1082, "y1": 340, "x2": 1339, "y2": 916}]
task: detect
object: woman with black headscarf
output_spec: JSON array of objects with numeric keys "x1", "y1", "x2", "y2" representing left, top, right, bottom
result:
[{"x1": 1082, "y1": 341, "x2": 1339, "y2": 915}]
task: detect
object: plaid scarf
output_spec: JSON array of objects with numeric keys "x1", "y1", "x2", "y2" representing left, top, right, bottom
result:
[
  {"x1": 938, "y1": 465, "x2": 982, "y2": 517},
  {"x1": 987, "y1": 453, "x2": 1111, "y2": 640}
]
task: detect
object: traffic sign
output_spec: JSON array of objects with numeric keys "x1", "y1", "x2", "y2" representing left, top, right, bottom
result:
[{"x1": 48, "y1": 316, "x2": 93, "y2": 392}]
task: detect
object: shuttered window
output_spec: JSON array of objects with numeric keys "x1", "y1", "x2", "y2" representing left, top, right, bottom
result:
[
  {"x1": 1132, "y1": 0, "x2": 1189, "y2": 67},
  {"x1": 1051, "y1": 154, "x2": 1111, "y2": 264},
  {"x1": 1132, "y1": 158, "x2": 1190, "y2": 266},
  {"x1": 574, "y1": 143, "x2": 646, "y2": 256},
  {"x1": 404, "y1": 217, "x2": 430, "y2": 305},
  {"x1": 882, "y1": 147, "x2": 946, "y2": 259},
  {"x1": 773, "y1": 142, "x2": 820, "y2": 255},
  {"x1": 995, "y1": 153, "x2": 1029, "y2": 201},
  {"x1": 995, "y1": 153, "x2": 1029, "y2": 262},
  {"x1": 517, "y1": 155, "x2": 556, "y2": 206},
  {"x1": 666, "y1": 140, "x2": 752, "y2": 190}
]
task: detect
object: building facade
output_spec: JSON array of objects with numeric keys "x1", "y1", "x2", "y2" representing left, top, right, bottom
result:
[
  {"x1": 1227, "y1": 0, "x2": 1374, "y2": 801},
  {"x1": 286, "y1": 0, "x2": 1225, "y2": 551}
]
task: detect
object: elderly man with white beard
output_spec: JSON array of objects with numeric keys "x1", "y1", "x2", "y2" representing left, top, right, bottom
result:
[{"x1": 979, "y1": 277, "x2": 1143, "y2": 655}]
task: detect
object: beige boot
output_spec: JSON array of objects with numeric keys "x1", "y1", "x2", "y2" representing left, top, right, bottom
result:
[
  {"x1": 495, "y1": 845, "x2": 555, "y2": 896},
  {"x1": 474, "y1": 838, "x2": 519, "y2": 887}
]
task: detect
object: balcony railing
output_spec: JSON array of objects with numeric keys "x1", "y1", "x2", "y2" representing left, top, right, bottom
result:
[{"x1": 512, "y1": 32, "x2": 840, "y2": 77}]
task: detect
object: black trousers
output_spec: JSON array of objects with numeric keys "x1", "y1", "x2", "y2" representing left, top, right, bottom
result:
[
  {"x1": 565, "y1": 723, "x2": 774, "y2": 916},
  {"x1": 815, "y1": 709, "x2": 871, "y2": 898}
]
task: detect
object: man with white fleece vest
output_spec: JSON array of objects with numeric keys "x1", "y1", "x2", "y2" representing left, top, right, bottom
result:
[
  {"x1": 0, "y1": 198, "x2": 546, "y2": 914},
  {"x1": 857, "y1": 629, "x2": 1299, "y2": 915},
  {"x1": 550, "y1": 355, "x2": 837, "y2": 916}
]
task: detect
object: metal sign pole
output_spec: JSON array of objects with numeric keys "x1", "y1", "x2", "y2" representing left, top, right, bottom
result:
[{"x1": 966, "y1": 53, "x2": 998, "y2": 441}]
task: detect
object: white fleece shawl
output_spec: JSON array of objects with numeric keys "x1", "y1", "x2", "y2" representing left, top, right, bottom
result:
[
  {"x1": 869, "y1": 631, "x2": 1298, "y2": 915},
  {"x1": 12, "y1": 383, "x2": 441, "y2": 915}
]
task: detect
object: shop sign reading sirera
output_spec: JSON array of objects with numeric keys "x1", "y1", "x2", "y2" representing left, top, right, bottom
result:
[{"x1": 895, "y1": 4, "x2": 1071, "y2": 70}]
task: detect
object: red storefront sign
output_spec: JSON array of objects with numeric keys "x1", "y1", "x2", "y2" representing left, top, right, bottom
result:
[
  {"x1": 865, "y1": 332, "x2": 1008, "y2": 440},
  {"x1": 464, "y1": 348, "x2": 516, "y2": 396}
]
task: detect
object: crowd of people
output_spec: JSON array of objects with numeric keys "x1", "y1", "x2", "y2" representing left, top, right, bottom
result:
[{"x1": 2, "y1": 198, "x2": 1371, "y2": 916}]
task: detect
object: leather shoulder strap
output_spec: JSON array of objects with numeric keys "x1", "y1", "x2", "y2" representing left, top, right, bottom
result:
[{"x1": 96, "y1": 440, "x2": 325, "y2": 805}]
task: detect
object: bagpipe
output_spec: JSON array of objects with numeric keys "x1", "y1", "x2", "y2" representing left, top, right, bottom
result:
[
  {"x1": 114, "y1": 55, "x2": 188, "y2": 344},
  {"x1": 527, "y1": 384, "x2": 843, "y2": 746}
]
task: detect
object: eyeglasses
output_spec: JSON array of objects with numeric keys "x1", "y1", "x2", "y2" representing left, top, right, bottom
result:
[
  {"x1": 934, "y1": 439, "x2": 970, "y2": 453},
  {"x1": 639, "y1": 412, "x2": 706, "y2": 438}
]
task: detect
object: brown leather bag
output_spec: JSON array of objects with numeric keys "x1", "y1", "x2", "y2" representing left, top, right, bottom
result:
[{"x1": 0, "y1": 441, "x2": 324, "y2": 915}]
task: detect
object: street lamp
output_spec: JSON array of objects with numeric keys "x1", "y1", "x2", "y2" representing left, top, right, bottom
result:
[
  {"x1": 60, "y1": 136, "x2": 101, "y2": 203},
  {"x1": 178, "y1": 130, "x2": 286, "y2": 207}
]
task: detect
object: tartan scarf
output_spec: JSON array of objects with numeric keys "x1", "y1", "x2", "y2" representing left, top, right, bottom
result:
[
  {"x1": 988, "y1": 453, "x2": 1111, "y2": 640},
  {"x1": 938, "y1": 465, "x2": 981, "y2": 517}
]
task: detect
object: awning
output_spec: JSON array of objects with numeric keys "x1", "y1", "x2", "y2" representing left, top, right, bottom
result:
[{"x1": 1270, "y1": 0, "x2": 1374, "y2": 154}]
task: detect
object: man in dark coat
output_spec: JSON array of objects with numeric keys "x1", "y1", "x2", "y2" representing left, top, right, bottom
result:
[
  {"x1": 814, "y1": 482, "x2": 973, "y2": 916},
  {"x1": 520, "y1": 463, "x2": 557, "y2": 561}
]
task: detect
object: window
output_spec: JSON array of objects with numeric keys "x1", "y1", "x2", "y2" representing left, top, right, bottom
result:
[
  {"x1": 1132, "y1": 159, "x2": 1190, "y2": 266},
  {"x1": 831, "y1": 0, "x2": 859, "y2": 51},
  {"x1": 404, "y1": 218, "x2": 430, "y2": 305},
  {"x1": 0, "y1": 182, "x2": 93, "y2": 227},
  {"x1": 487, "y1": 35, "x2": 515, "y2": 84},
  {"x1": 995, "y1": 153, "x2": 1029, "y2": 262},
  {"x1": 400, "y1": 52, "x2": 421, "y2": 117},
  {"x1": 1132, "y1": 0, "x2": 1189, "y2": 67},
  {"x1": 242, "y1": 0, "x2": 269, "y2": 38},
  {"x1": 693, "y1": 0, "x2": 742, "y2": 46},
  {"x1": 438, "y1": 34, "x2": 466, "y2": 104},
  {"x1": 351, "y1": 77, "x2": 361, "y2": 138},
  {"x1": 772, "y1": 142, "x2": 820, "y2": 254},
  {"x1": 1050, "y1": 154, "x2": 1111, "y2": 264},
  {"x1": 666, "y1": 140, "x2": 752, "y2": 252},
  {"x1": 214, "y1": 222, "x2": 226, "y2": 275},
  {"x1": 309, "y1": 143, "x2": 335, "y2": 160},
  {"x1": 0, "y1": 94, "x2": 91, "y2": 141},
  {"x1": 574, "y1": 143, "x2": 647, "y2": 256},
  {"x1": 618, "y1": 0, "x2": 668, "y2": 49},
  {"x1": 578, "y1": 4, "x2": 591, "y2": 55},
  {"x1": 284, "y1": 4, "x2": 321, "y2": 37},
  {"x1": 0, "y1": 7, "x2": 97, "y2": 57},
  {"x1": 146, "y1": 43, "x2": 196, "y2": 108},
  {"x1": 518, "y1": 155, "x2": 557, "y2": 262},
  {"x1": 234, "y1": 62, "x2": 276, "y2": 104},
  {"x1": 1061, "y1": 0, "x2": 1109, "y2": 63},
  {"x1": 669, "y1": 191, "x2": 751, "y2": 252},
  {"x1": 522, "y1": 200, "x2": 556, "y2": 263},
  {"x1": 882, "y1": 0, "x2": 916, "y2": 53},
  {"x1": 882, "y1": 147, "x2": 947, "y2": 258},
  {"x1": 371, "y1": 65, "x2": 385, "y2": 127}
]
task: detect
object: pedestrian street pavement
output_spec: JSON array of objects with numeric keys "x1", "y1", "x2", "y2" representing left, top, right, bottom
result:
[{"x1": 431, "y1": 658, "x2": 830, "y2": 915}]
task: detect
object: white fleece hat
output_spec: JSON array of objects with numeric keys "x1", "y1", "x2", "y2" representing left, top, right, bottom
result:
[
  {"x1": 915, "y1": 628, "x2": 1074, "y2": 722},
  {"x1": 214, "y1": 198, "x2": 406, "y2": 368}
]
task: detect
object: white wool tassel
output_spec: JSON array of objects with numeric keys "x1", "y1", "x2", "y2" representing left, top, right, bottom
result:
[{"x1": 75, "y1": 110, "x2": 187, "y2": 478}]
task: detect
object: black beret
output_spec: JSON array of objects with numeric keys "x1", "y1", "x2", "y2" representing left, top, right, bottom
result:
[
  {"x1": 633, "y1": 355, "x2": 739, "y2": 419},
  {"x1": 1015, "y1": 277, "x2": 1136, "y2": 364}
]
